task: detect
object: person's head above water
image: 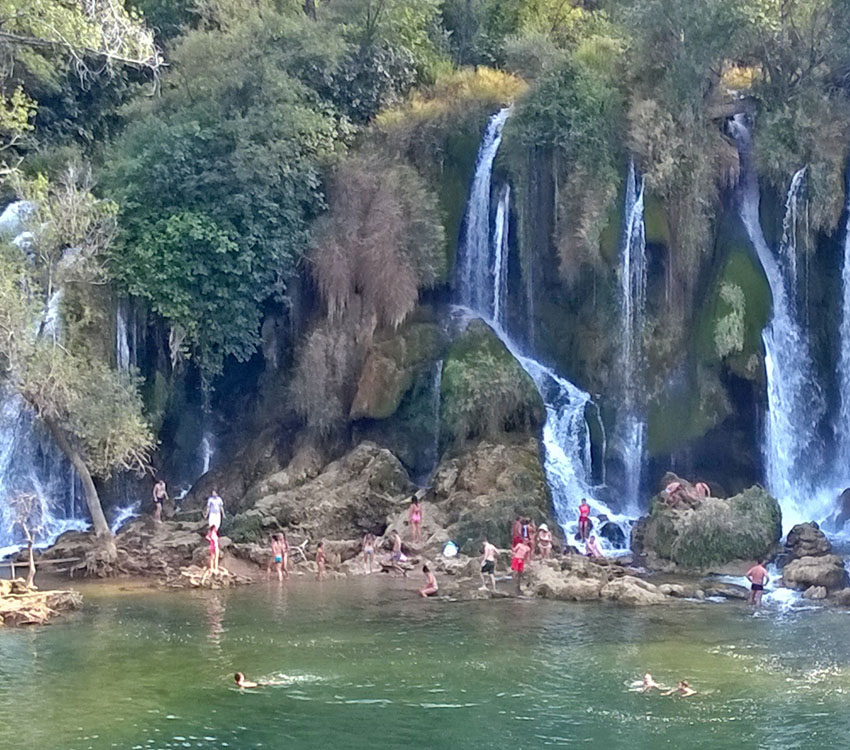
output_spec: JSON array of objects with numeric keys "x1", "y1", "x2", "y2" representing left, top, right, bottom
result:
[{"x1": 234, "y1": 672, "x2": 245, "y2": 684}]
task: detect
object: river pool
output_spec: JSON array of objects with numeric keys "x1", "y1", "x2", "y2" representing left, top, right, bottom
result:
[{"x1": 2, "y1": 577, "x2": 849, "y2": 749}]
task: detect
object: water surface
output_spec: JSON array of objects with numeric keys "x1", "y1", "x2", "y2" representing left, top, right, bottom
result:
[{"x1": 2, "y1": 577, "x2": 848, "y2": 749}]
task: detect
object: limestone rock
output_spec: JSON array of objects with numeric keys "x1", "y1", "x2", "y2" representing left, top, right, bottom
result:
[
  {"x1": 637, "y1": 485, "x2": 781, "y2": 571},
  {"x1": 600, "y1": 576, "x2": 668, "y2": 606},
  {"x1": 529, "y1": 565, "x2": 605, "y2": 601},
  {"x1": 229, "y1": 442, "x2": 413, "y2": 542},
  {"x1": 782, "y1": 554, "x2": 849, "y2": 592},
  {"x1": 784, "y1": 522, "x2": 831, "y2": 560},
  {"x1": 350, "y1": 322, "x2": 445, "y2": 420},
  {"x1": 658, "y1": 583, "x2": 704, "y2": 599},
  {"x1": 832, "y1": 588, "x2": 850, "y2": 607},
  {"x1": 802, "y1": 585, "x2": 828, "y2": 600},
  {"x1": 432, "y1": 438, "x2": 553, "y2": 552},
  {"x1": 701, "y1": 582, "x2": 749, "y2": 600}
]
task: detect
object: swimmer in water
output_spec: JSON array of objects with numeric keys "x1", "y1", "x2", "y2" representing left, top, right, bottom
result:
[
  {"x1": 663, "y1": 680, "x2": 696, "y2": 697},
  {"x1": 234, "y1": 672, "x2": 259, "y2": 689},
  {"x1": 641, "y1": 673, "x2": 662, "y2": 692}
]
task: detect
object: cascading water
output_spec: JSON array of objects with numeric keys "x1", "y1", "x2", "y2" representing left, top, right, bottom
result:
[
  {"x1": 456, "y1": 110, "x2": 629, "y2": 545},
  {"x1": 116, "y1": 301, "x2": 131, "y2": 373},
  {"x1": 836, "y1": 173, "x2": 850, "y2": 482},
  {"x1": 728, "y1": 115, "x2": 827, "y2": 528},
  {"x1": 421, "y1": 359, "x2": 444, "y2": 483},
  {"x1": 615, "y1": 160, "x2": 648, "y2": 513},
  {"x1": 0, "y1": 202, "x2": 88, "y2": 555}
]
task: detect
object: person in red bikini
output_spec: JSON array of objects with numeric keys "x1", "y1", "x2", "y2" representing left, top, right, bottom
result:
[
  {"x1": 578, "y1": 499, "x2": 592, "y2": 542},
  {"x1": 511, "y1": 538, "x2": 531, "y2": 594}
]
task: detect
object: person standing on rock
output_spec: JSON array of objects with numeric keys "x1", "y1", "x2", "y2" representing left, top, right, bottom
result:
[
  {"x1": 362, "y1": 533, "x2": 376, "y2": 574},
  {"x1": 746, "y1": 559, "x2": 769, "y2": 606},
  {"x1": 536, "y1": 524, "x2": 553, "y2": 560},
  {"x1": 511, "y1": 516, "x2": 523, "y2": 547},
  {"x1": 316, "y1": 541, "x2": 326, "y2": 581},
  {"x1": 578, "y1": 500, "x2": 592, "y2": 542},
  {"x1": 205, "y1": 488, "x2": 225, "y2": 532},
  {"x1": 152, "y1": 479, "x2": 168, "y2": 523},
  {"x1": 269, "y1": 534, "x2": 286, "y2": 583},
  {"x1": 207, "y1": 525, "x2": 221, "y2": 573},
  {"x1": 409, "y1": 497, "x2": 423, "y2": 544},
  {"x1": 479, "y1": 537, "x2": 498, "y2": 592},
  {"x1": 511, "y1": 538, "x2": 531, "y2": 594}
]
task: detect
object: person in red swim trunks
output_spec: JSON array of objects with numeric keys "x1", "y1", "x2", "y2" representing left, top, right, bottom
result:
[
  {"x1": 511, "y1": 539, "x2": 531, "y2": 594},
  {"x1": 511, "y1": 516, "x2": 523, "y2": 547},
  {"x1": 578, "y1": 499, "x2": 592, "y2": 542}
]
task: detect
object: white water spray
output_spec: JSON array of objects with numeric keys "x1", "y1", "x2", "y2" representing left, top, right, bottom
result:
[
  {"x1": 456, "y1": 110, "x2": 629, "y2": 547},
  {"x1": 728, "y1": 116, "x2": 827, "y2": 528}
]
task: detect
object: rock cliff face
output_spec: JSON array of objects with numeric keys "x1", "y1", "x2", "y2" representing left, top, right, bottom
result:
[
  {"x1": 781, "y1": 522, "x2": 849, "y2": 593},
  {"x1": 633, "y1": 485, "x2": 782, "y2": 571}
]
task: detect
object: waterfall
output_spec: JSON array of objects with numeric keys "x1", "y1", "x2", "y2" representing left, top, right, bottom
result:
[
  {"x1": 421, "y1": 359, "x2": 444, "y2": 484},
  {"x1": 0, "y1": 202, "x2": 89, "y2": 555},
  {"x1": 836, "y1": 172, "x2": 850, "y2": 482},
  {"x1": 116, "y1": 301, "x2": 131, "y2": 373},
  {"x1": 728, "y1": 115, "x2": 826, "y2": 528},
  {"x1": 616, "y1": 160, "x2": 648, "y2": 512},
  {"x1": 200, "y1": 432, "x2": 215, "y2": 476},
  {"x1": 455, "y1": 110, "x2": 629, "y2": 546},
  {"x1": 458, "y1": 108, "x2": 510, "y2": 314}
]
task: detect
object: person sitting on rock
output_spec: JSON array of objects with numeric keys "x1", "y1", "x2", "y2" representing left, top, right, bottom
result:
[
  {"x1": 694, "y1": 482, "x2": 710, "y2": 499},
  {"x1": 585, "y1": 535, "x2": 603, "y2": 559},
  {"x1": 746, "y1": 558, "x2": 769, "y2": 607},
  {"x1": 536, "y1": 524, "x2": 553, "y2": 560},
  {"x1": 419, "y1": 564, "x2": 439, "y2": 598}
]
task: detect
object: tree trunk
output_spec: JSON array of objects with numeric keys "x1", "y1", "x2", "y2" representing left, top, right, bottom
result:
[
  {"x1": 44, "y1": 417, "x2": 112, "y2": 539},
  {"x1": 303, "y1": 0, "x2": 317, "y2": 20},
  {"x1": 26, "y1": 538, "x2": 35, "y2": 589}
]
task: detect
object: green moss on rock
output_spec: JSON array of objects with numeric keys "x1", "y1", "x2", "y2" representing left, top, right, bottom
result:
[
  {"x1": 641, "y1": 486, "x2": 782, "y2": 570},
  {"x1": 440, "y1": 320, "x2": 544, "y2": 446}
]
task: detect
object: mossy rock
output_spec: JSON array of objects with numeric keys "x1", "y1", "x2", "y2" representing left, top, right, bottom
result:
[
  {"x1": 640, "y1": 485, "x2": 782, "y2": 570},
  {"x1": 440, "y1": 320, "x2": 544, "y2": 446},
  {"x1": 221, "y1": 510, "x2": 272, "y2": 544},
  {"x1": 350, "y1": 321, "x2": 447, "y2": 420},
  {"x1": 644, "y1": 192, "x2": 671, "y2": 248}
]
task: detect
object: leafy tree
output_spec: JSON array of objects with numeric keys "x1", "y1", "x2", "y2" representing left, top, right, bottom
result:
[
  {"x1": 0, "y1": 0, "x2": 160, "y2": 160},
  {"x1": 0, "y1": 168, "x2": 155, "y2": 542},
  {"x1": 106, "y1": 11, "x2": 347, "y2": 378}
]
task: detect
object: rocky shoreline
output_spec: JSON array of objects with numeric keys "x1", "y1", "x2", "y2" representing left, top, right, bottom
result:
[{"x1": 10, "y1": 445, "x2": 850, "y2": 613}]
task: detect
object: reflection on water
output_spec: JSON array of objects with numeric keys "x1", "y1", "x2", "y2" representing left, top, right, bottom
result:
[{"x1": 2, "y1": 578, "x2": 850, "y2": 749}]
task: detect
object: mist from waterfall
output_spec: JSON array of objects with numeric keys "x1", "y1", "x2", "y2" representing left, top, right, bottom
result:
[
  {"x1": 837, "y1": 173, "x2": 850, "y2": 485},
  {"x1": 616, "y1": 160, "x2": 648, "y2": 513},
  {"x1": 456, "y1": 110, "x2": 629, "y2": 544},
  {"x1": 728, "y1": 115, "x2": 828, "y2": 528}
]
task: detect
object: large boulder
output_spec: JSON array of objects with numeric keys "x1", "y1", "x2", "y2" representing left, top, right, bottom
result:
[
  {"x1": 440, "y1": 320, "x2": 544, "y2": 448},
  {"x1": 225, "y1": 442, "x2": 414, "y2": 542},
  {"x1": 350, "y1": 321, "x2": 446, "y2": 420},
  {"x1": 432, "y1": 438, "x2": 553, "y2": 552},
  {"x1": 528, "y1": 564, "x2": 605, "y2": 601},
  {"x1": 636, "y1": 485, "x2": 781, "y2": 571},
  {"x1": 782, "y1": 554, "x2": 849, "y2": 593},
  {"x1": 600, "y1": 576, "x2": 669, "y2": 606},
  {"x1": 784, "y1": 522, "x2": 831, "y2": 560}
]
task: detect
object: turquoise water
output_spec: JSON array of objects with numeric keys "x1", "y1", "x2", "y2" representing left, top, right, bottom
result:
[{"x1": 2, "y1": 577, "x2": 850, "y2": 749}]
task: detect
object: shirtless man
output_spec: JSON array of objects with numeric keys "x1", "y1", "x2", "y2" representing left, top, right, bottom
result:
[
  {"x1": 578, "y1": 499, "x2": 591, "y2": 542},
  {"x1": 234, "y1": 672, "x2": 259, "y2": 689},
  {"x1": 419, "y1": 564, "x2": 438, "y2": 598},
  {"x1": 746, "y1": 558, "x2": 770, "y2": 607},
  {"x1": 479, "y1": 537, "x2": 499, "y2": 592},
  {"x1": 511, "y1": 538, "x2": 531, "y2": 594},
  {"x1": 641, "y1": 673, "x2": 662, "y2": 692},
  {"x1": 152, "y1": 479, "x2": 167, "y2": 523},
  {"x1": 389, "y1": 530, "x2": 407, "y2": 576}
]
